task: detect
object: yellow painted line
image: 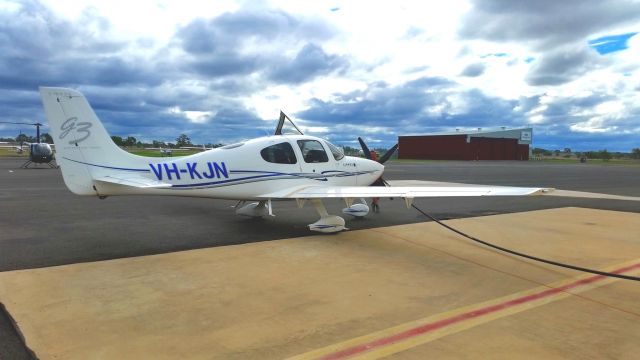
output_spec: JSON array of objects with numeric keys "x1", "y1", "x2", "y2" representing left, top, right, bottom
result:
[{"x1": 288, "y1": 258, "x2": 640, "y2": 360}]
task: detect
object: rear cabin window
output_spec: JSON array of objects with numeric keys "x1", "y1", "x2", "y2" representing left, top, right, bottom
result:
[
  {"x1": 297, "y1": 140, "x2": 329, "y2": 163},
  {"x1": 260, "y1": 142, "x2": 297, "y2": 164}
]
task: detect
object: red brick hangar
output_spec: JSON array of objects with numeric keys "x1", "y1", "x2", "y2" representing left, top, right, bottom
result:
[{"x1": 398, "y1": 128, "x2": 532, "y2": 161}]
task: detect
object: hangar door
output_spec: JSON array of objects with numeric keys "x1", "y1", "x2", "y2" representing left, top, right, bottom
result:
[{"x1": 469, "y1": 137, "x2": 519, "y2": 160}]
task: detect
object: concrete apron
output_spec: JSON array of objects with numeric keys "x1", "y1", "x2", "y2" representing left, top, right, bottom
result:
[{"x1": 0, "y1": 207, "x2": 638, "y2": 360}]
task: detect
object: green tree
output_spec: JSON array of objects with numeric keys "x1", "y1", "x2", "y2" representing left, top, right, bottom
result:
[
  {"x1": 583, "y1": 151, "x2": 596, "y2": 159},
  {"x1": 532, "y1": 148, "x2": 551, "y2": 156},
  {"x1": 16, "y1": 133, "x2": 31, "y2": 143},
  {"x1": 111, "y1": 136, "x2": 124, "y2": 146},
  {"x1": 340, "y1": 146, "x2": 361, "y2": 156},
  {"x1": 124, "y1": 136, "x2": 137, "y2": 147},
  {"x1": 40, "y1": 133, "x2": 54, "y2": 143},
  {"x1": 176, "y1": 134, "x2": 192, "y2": 147},
  {"x1": 599, "y1": 149, "x2": 611, "y2": 161},
  {"x1": 632, "y1": 148, "x2": 640, "y2": 159},
  {"x1": 152, "y1": 140, "x2": 167, "y2": 148}
]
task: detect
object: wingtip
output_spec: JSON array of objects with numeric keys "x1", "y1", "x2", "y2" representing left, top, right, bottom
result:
[{"x1": 534, "y1": 188, "x2": 556, "y2": 195}]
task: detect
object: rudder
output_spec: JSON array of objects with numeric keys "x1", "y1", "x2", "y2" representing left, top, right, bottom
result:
[{"x1": 40, "y1": 87, "x2": 141, "y2": 195}]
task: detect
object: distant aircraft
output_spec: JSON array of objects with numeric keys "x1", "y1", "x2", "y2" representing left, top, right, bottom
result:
[
  {"x1": 0, "y1": 143, "x2": 24, "y2": 153},
  {"x1": 143, "y1": 147, "x2": 205, "y2": 156},
  {"x1": 21, "y1": 142, "x2": 56, "y2": 168},
  {"x1": 143, "y1": 147, "x2": 175, "y2": 156},
  {"x1": 40, "y1": 87, "x2": 552, "y2": 233},
  {"x1": 0, "y1": 121, "x2": 57, "y2": 168}
]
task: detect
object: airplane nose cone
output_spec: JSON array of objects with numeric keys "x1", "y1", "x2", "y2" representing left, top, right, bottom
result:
[
  {"x1": 358, "y1": 158, "x2": 384, "y2": 180},
  {"x1": 374, "y1": 160, "x2": 384, "y2": 175},
  {"x1": 350, "y1": 157, "x2": 385, "y2": 185}
]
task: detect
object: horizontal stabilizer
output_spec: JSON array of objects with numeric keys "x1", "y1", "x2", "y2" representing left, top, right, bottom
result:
[{"x1": 94, "y1": 175, "x2": 172, "y2": 189}]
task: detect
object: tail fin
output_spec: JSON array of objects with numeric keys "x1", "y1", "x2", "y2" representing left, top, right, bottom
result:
[{"x1": 40, "y1": 87, "x2": 141, "y2": 195}]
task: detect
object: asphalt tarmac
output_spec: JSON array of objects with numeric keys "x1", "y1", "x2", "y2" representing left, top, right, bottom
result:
[{"x1": 1, "y1": 157, "x2": 639, "y2": 359}]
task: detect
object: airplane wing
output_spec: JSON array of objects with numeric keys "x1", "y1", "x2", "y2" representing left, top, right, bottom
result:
[
  {"x1": 258, "y1": 185, "x2": 551, "y2": 199},
  {"x1": 93, "y1": 174, "x2": 171, "y2": 189},
  {"x1": 259, "y1": 181, "x2": 640, "y2": 202}
]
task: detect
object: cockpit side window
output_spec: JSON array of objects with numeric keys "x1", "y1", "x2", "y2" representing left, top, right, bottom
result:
[
  {"x1": 260, "y1": 142, "x2": 297, "y2": 164},
  {"x1": 297, "y1": 140, "x2": 329, "y2": 163},
  {"x1": 325, "y1": 141, "x2": 344, "y2": 161}
]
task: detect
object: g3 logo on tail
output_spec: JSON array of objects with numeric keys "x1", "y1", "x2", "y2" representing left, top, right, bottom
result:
[{"x1": 60, "y1": 117, "x2": 92, "y2": 145}]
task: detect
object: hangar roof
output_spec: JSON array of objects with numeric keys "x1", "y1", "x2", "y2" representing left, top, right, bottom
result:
[{"x1": 400, "y1": 127, "x2": 533, "y2": 144}]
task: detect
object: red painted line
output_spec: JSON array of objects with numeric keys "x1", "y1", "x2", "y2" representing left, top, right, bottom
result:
[{"x1": 320, "y1": 262, "x2": 640, "y2": 360}]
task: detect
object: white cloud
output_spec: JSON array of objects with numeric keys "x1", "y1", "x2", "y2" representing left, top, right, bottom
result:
[
  {"x1": 39, "y1": 0, "x2": 238, "y2": 40},
  {"x1": 1, "y1": 0, "x2": 639, "y2": 150},
  {"x1": 167, "y1": 106, "x2": 216, "y2": 124}
]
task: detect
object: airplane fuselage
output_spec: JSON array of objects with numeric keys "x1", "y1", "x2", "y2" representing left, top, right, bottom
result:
[{"x1": 83, "y1": 134, "x2": 384, "y2": 200}]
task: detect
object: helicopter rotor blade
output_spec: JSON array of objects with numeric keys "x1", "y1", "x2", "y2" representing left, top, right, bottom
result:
[{"x1": 0, "y1": 121, "x2": 41, "y2": 126}]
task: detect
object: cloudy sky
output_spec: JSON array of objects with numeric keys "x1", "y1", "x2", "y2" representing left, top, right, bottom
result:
[{"x1": 1, "y1": 0, "x2": 639, "y2": 151}]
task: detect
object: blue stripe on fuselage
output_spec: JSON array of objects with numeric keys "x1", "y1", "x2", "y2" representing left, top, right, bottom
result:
[
  {"x1": 63, "y1": 157, "x2": 150, "y2": 172},
  {"x1": 62, "y1": 157, "x2": 374, "y2": 189}
]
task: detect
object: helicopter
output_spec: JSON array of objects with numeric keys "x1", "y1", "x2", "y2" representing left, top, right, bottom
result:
[{"x1": 0, "y1": 121, "x2": 57, "y2": 168}]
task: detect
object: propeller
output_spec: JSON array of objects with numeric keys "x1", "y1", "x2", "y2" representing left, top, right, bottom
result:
[
  {"x1": 358, "y1": 137, "x2": 372, "y2": 160},
  {"x1": 377, "y1": 143, "x2": 399, "y2": 164},
  {"x1": 356, "y1": 137, "x2": 398, "y2": 212},
  {"x1": 357, "y1": 137, "x2": 397, "y2": 165},
  {"x1": 357, "y1": 137, "x2": 398, "y2": 187}
]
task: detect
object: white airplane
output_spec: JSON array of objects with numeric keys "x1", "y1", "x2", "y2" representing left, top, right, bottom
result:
[
  {"x1": 0, "y1": 143, "x2": 23, "y2": 153},
  {"x1": 40, "y1": 87, "x2": 552, "y2": 233},
  {"x1": 143, "y1": 147, "x2": 178, "y2": 156}
]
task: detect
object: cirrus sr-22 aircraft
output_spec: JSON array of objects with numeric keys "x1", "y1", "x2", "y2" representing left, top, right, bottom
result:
[{"x1": 41, "y1": 87, "x2": 555, "y2": 233}]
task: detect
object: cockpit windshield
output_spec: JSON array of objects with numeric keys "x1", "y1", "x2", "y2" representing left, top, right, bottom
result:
[
  {"x1": 31, "y1": 143, "x2": 52, "y2": 156},
  {"x1": 325, "y1": 141, "x2": 344, "y2": 161}
]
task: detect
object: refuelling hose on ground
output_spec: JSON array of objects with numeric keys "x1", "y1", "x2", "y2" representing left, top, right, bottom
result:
[{"x1": 411, "y1": 204, "x2": 640, "y2": 282}]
